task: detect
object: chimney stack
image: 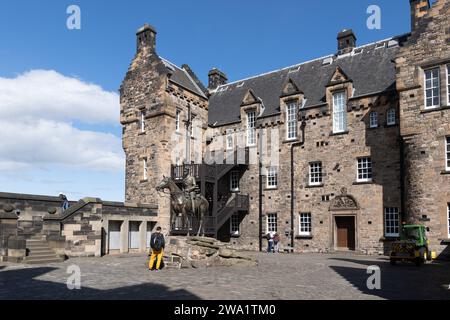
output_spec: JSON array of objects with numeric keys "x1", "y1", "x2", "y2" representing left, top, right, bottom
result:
[
  {"x1": 136, "y1": 23, "x2": 157, "y2": 52},
  {"x1": 410, "y1": 0, "x2": 431, "y2": 32},
  {"x1": 208, "y1": 68, "x2": 228, "y2": 91},
  {"x1": 337, "y1": 29, "x2": 357, "y2": 55}
]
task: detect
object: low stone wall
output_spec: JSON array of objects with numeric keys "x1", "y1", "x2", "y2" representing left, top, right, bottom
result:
[
  {"x1": 0, "y1": 192, "x2": 159, "y2": 260},
  {"x1": 0, "y1": 192, "x2": 75, "y2": 221},
  {"x1": 0, "y1": 205, "x2": 26, "y2": 262}
]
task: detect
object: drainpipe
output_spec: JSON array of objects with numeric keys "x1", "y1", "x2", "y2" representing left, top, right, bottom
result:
[
  {"x1": 290, "y1": 121, "x2": 306, "y2": 251},
  {"x1": 400, "y1": 136, "x2": 406, "y2": 223},
  {"x1": 185, "y1": 104, "x2": 192, "y2": 164},
  {"x1": 258, "y1": 128, "x2": 264, "y2": 252}
]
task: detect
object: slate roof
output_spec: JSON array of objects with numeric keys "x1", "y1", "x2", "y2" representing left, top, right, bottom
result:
[
  {"x1": 208, "y1": 34, "x2": 408, "y2": 127},
  {"x1": 160, "y1": 57, "x2": 208, "y2": 99}
]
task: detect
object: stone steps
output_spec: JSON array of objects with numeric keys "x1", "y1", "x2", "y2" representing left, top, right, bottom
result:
[
  {"x1": 24, "y1": 239, "x2": 64, "y2": 265},
  {"x1": 24, "y1": 257, "x2": 65, "y2": 265}
]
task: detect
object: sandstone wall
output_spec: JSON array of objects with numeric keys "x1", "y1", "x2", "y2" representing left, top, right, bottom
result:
[{"x1": 396, "y1": 0, "x2": 450, "y2": 257}]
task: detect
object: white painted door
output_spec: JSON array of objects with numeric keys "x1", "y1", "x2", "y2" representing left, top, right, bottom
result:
[
  {"x1": 108, "y1": 221, "x2": 121, "y2": 251},
  {"x1": 129, "y1": 222, "x2": 140, "y2": 249}
]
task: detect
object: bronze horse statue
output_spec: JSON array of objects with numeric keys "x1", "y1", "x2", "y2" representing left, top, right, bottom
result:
[{"x1": 156, "y1": 176, "x2": 209, "y2": 236}]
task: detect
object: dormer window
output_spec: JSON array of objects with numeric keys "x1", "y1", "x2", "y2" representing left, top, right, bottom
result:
[
  {"x1": 332, "y1": 91, "x2": 347, "y2": 133},
  {"x1": 286, "y1": 102, "x2": 297, "y2": 140},
  {"x1": 246, "y1": 111, "x2": 256, "y2": 146}
]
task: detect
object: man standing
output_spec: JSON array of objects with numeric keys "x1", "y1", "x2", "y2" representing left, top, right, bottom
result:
[
  {"x1": 273, "y1": 233, "x2": 280, "y2": 253},
  {"x1": 59, "y1": 193, "x2": 69, "y2": 212},
  {"x1": 183, "y1": 167, "x2": 197, "y2": 213},
  {"x1": 149, "y1": 226, "x2": 165, "y2": 271},
  {"x1": 267, "y1": 232, "x2": 274, "y2": 253}
]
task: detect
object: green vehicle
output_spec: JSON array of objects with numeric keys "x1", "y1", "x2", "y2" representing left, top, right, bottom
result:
[{"x1": 389, "y1": 225, "x2": 432, "y2": 266}]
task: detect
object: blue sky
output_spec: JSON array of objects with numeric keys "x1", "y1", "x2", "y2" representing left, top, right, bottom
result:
[{"x1": 0, "y1": 0, "x2": 416, "y2": 201}]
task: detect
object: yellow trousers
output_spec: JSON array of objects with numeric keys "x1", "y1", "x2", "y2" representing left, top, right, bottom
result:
[{"x1": 149, "y1": 249, "x2": 163, "y2": 270}]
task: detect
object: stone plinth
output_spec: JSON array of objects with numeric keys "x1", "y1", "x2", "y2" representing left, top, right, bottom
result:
[{"x1": 164, "y1": 236, "x2": 257, "y2": 268}]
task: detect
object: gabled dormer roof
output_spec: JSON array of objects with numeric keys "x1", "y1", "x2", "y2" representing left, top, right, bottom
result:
[
  {"x1": 241, "y1": 89, "x2": 262, "y2": 106},
  {"x1": 281, "y1": 78, "x2": 303, "y2": 97},
  {"x1": 326, "y1": 66, "x2": 352, "y2": 87}
]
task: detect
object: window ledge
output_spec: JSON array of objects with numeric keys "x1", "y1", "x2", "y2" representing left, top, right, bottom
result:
[
  {"x1": 138, "y1": 132, "x2": 146, "y2": 136},
  {"x1": 353, "y1": 181, "x2": 374, "y2": 185},
  {"x1": 140, "y1": 179, "x2": 148, "y2": 183},
  {"x1": 282, "y1": 139, "x2": 300, "y2": 144},
  {"x1": 441, "y1": 170, "x2": 450, "y2": 175},
  {"x1": 295, "y1": 235, "x2": 313, "y2": 240},
  {"x1": 230, "y1": 234, "x2": 241, "y2": 238},
  {"x1": 330, "y1": 131, "x2": 349, "y2": 137},
  {"x1": 440, "y1": 239, "x2": 450, "y2": 245},
  {"x1": 384, "y1": 123, "x2": 398, "y2": 128},
  {"x1": 305, "y1": 184, "x2": 324, "y2": 189},
  {"x1": 264, "y1": 187, "x2": 278, "y2": 191},
  {"x1": 380, "y1": 236, "x2": 400, "y2": 242},
  {"x1": 368, "y1": 126, "x2": 379, "y2": 130},
  {"x1": 421, "y1": 105, "x2": 450, "y2": 114}
]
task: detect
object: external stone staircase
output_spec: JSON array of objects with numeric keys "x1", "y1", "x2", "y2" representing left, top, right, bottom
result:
[{"x1": 24, "y1": 237, "x2": 65, "y2": 264}]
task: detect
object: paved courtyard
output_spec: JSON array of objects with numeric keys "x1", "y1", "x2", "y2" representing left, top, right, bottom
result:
[{"x1": 0, "y1": 252, "x2": 449, "y2": 300}]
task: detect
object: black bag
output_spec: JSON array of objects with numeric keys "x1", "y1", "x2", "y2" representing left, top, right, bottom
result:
[{"x1": 153, "y1": 234, "x2": 164, "y2": 251}]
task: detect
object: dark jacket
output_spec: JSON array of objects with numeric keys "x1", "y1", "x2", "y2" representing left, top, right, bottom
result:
[{"x1": 150, "y1": 233, "x2": 165, "y2": 250}]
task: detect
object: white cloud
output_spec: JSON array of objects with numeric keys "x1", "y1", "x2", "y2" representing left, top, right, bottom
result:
[
  {"x1": 0, "y1": 70, "x2": 124, "y2": 173},
  {"x1": 0, "y1": 119, "x2": 124, "y2": 172},
  {"x1": 0, "y1": 70, "x2": 120, "y2": 124}
]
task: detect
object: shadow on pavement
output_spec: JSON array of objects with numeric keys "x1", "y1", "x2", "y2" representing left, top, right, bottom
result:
[
  {"x1": 329, "y1": 257, "x2": 450, "y2": 300},
  {"x1": 0, "y1": 266, "x2": 200, "y2": 300}
]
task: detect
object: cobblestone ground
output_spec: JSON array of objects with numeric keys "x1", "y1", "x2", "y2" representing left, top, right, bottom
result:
[{"x1": 0, "y1": 252, "x2": 449, "y2": 300}]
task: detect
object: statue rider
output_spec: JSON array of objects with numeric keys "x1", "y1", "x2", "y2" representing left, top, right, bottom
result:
[{"x1": 183, "y1": 167, "x2": 197, "y2": 213}]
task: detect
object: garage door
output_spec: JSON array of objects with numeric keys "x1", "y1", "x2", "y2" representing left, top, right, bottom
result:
[
  {"x1": 108, "y1": 221, "x2": 122, "y2": 251},
  {"x1": 129, "y1": 222, "x2": 141, "y2": 249}
]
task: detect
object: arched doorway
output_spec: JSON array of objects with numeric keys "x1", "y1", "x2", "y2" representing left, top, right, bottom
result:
[{"x1": 329, "y1": 188, "x2": 359, "y2": 251}]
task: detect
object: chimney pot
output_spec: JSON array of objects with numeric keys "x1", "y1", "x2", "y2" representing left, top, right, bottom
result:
[
  {"x1": 409, "y1": 0, "x2": 431, "y2": 32},
  {"x1": 337, "y1": 29, "x2": 357, "y2": 55},
  {"x1": 208, "y1": 68, "x2": 228, "y2": 91},
  {"x1": 136, "y1": 23, "x2": 157, "y2": 52}
]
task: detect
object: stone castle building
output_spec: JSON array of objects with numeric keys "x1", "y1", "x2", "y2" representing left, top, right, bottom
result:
[{"x1": 120, "y1": 0, "x2": 449, "y2": 257}]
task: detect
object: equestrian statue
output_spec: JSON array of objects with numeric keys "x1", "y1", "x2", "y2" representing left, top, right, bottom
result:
[{"x1": 156, "y1": 168, "x2": 209, "y2": 236}]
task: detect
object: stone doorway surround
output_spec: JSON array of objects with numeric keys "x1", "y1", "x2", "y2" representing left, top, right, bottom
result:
[{"x1": 329, "y1": 188, "x2": 360, "y2": 252}]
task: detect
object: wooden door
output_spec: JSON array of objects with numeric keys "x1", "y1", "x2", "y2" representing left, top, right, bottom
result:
[{"x1": 335, "y1": 217, "x2": 355, "y2": 250}]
